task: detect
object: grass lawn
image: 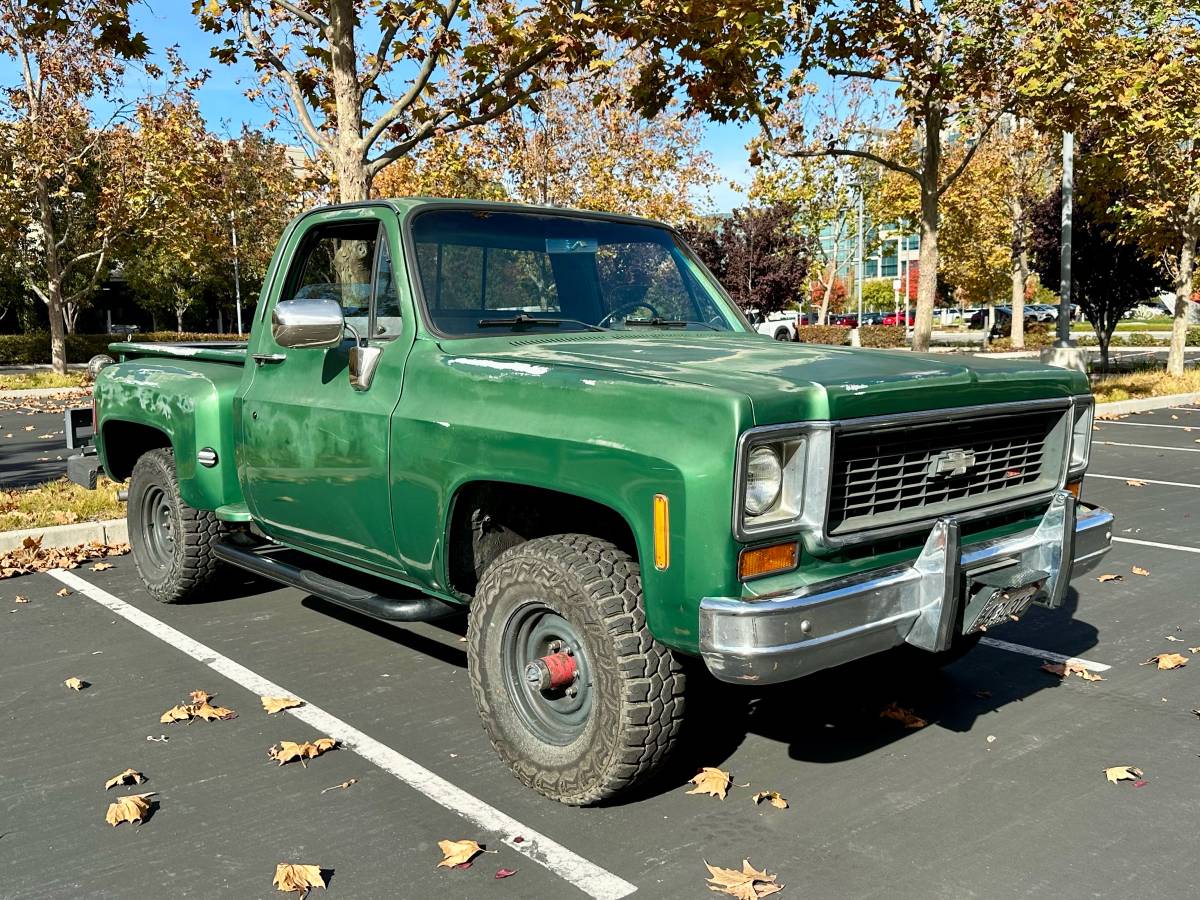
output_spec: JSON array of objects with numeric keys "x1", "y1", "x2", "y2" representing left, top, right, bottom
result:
[
  {"x1": 1091, "y1": 369, "x2": 1200, "y2": 404},
  {"x1": 0, "y1": 477, "x2": 125, "y2": 532},
  {"x1": 0, "y1": 372, "x2": 88, "y2": 390}
]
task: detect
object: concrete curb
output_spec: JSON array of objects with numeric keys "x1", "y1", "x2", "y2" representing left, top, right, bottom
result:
[
  {"x1": 0, "y1": 517, "x2": 127, "y2": 554},
  {"x1": 0, "y1": 386, "x2": 90, "y2": 399},
  {"x1": 1096, "y1": 391, "x2": 1200, "y2": 417}
]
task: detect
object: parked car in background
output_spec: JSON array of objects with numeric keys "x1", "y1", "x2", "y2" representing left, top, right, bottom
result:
[
  {"x1": 968, "y1": 306, "x2": 1038, "y2": 331},
  {"x1": 1025, "y1": 304, "x2": 1058, "y2": 323},
  {"x1": 830, "y1": 312, "x2": 858, "y2": 327},
  {"x1": 881, "y1": 310, "x2": 916, "y2": 326},
  {"x1": 746, "y1": 308, "x2": 801, "y2": 341}
]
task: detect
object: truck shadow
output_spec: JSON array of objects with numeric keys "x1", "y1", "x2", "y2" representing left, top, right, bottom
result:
[{"x1": 635, "y1": 586, "x2": 1100, "y2": 804}]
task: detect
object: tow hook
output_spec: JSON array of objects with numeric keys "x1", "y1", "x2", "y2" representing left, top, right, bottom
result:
[{"x1": 525, "y1": 649, "x2": 577, "y2": 693}]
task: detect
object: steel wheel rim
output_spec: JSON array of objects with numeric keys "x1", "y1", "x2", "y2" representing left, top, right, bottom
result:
[
  {"x1": 501, "y1": 601, "x2": 592, "y2": 746},
  {"x1": 139, "y1": 484, "x2": 175, "y2": 570}
]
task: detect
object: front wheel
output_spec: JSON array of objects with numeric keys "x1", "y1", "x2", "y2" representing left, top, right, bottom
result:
[
  {"x1": 467, "y1": 534, "x2": 686, "y2": 805},
  {"x1": 128, "y1": 448, "x2": 224, "y2": 604},
  {"x1": 773, "y1": 328, "x2": 791, "y2": 341}
]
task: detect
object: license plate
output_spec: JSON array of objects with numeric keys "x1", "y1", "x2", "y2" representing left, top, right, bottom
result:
[{"x1": 966, "y1": 581, "x2": 1044, "y2": 633}]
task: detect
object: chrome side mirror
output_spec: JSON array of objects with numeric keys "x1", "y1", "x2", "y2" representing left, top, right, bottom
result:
[
  {"x1": 349, "y1": 344, "x2": 382, "y2": 391},
  {"x1": 272, "y1": 298, "x2": 345, "y2": 349}
]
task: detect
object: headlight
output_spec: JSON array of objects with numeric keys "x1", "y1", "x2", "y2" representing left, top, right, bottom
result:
[
  {"x1": 1068, "y1": 397, "x2": 1094, "y2": 475},
  {"x1": 745, "y1": 446, "x2": 783, "y2": 516}
]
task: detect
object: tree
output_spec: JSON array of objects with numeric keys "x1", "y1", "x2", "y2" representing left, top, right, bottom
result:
[
  {"x1": 372, "y1": 132, "x2": 505, "y2": 200},
  {"x1": 196, "y1": 0, "x2": 622, "y2": 203},
  {"x1": 0, "y1": 0, "x2": 147, "y2": 372},
  {"x1": 1029, "y1": 185, "x2": 1170, "y2": 370},
  {"x1": 747, "y1": 0, "x2": 1088, "y2": 352},
  {"x1": 1080, "y1": 4, "x2": 1200, "y2": 375}
]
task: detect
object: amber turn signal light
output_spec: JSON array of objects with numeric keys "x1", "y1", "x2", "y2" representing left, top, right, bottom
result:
[
  {"x1": 1065, "y1": 481, "x2": 1082, "y2": 498},
  {"x1": 739, "y1": 542, "x2": 799, "y2": 580}
]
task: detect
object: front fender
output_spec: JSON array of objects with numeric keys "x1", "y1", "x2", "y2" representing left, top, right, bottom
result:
[{"x1": 94, "y1": 360, "x2": 244, "y2": 513}]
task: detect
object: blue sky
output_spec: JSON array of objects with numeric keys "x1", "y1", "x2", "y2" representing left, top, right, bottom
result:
[{"x1": 6, "y1": 4, "x2": 754, "y2": 212}]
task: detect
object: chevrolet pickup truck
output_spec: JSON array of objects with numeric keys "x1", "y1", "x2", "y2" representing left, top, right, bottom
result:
[{"x1": 71, "y1": 198, "x2": 1113, "y2": 806}]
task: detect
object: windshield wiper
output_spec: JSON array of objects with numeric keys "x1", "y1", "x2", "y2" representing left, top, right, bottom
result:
[
  {"x1": 477, "y1": 314, "x2": 606, "y2": 332},
  {"x1": 623, "y1": 316, "x2": 720, "y2": 331}
]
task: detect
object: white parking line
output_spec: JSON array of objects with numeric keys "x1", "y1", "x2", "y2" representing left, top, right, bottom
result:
[
  {"x1": 1096, "y1": 440, "x2": 1200, "y2": 453},
  {"x1": 978, "y1": 637, "x2": 1112, "y2": 672},
  {"x1": 48, "y1": 569, "x2": 638, "y2": 900},
  {"x1": 1086, "y1": 474, "x2": 1200, "y2": 489},
  {"x1": 1112, "y1": 536, "x2": 1200, "y2": 555},
  {"x1": 1096, "y1": 420, "x2": 1197, "y2": 431}
]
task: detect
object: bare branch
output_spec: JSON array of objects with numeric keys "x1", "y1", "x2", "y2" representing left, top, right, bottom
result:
[
  {"x1": 936, "y1": 110, "x2": 1005, "y2": 197},
  {"x1": 270, "y1": 0, "x2": 329, "y2": 32},
  {"x1": 826, "y1": 67, "x2": 904, "y2": 84},
  {"x1": 781, "y1": 145, "x2": 923, "y2": 182},
  {"x1": 362, "y1": 22, "x2": 400, "y2": 92}
]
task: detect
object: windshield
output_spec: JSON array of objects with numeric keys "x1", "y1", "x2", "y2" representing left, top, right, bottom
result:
[{"x1": 409, "y1": 209, "x2": 747, "y2": 337}]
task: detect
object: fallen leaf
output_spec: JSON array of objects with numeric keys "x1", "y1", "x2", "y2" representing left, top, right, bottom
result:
[
  {"x1": 751, "y1": 790, "x2": 789, "y2": 809},
  {"x1": 189, "y1": 690, "x2": 213, "y2": 704},
  {"x1": 1104, "y1": 765, "x2": 1143, "y2": 784},
  {"x1": 1189, "y1": 647, "x2": 1200, "y2": 654},
  {"x1": 160, "y1": 704, "x2": 194, "y2": 723},
  {"x1": 1141, "y1": 653, "x2": 1189, "y2": 670},
  {"x1": 1096, "y1": 573, "x2": 1123, "y2": 583},
  {"x1": 104, "y1": 792, "x2": 154, "y2": 826},
  {"x1": 880, "y1": 702, "x2": 927, "y2": 728},
  {"x1": 105, "y1": 768, "x2": 146, "y2": 790},
  {"x1": 687, "y1": 766, "x2": 733, "y2": 799},
  {"x1": 64, "y1": 676, "x2": 86, "y2": 691},
  {"x1": 268, "y1": 737, "x2": 338, "y2": 767},
  {"x1": 272, "y1": 863, "x2": 325, "y2": 896},
  {"x1": 320, "y1": 778, "x2": 357, "y2": 794},
  {"x1": 22, "y1": 425, "x2": 33, "y2": 431},
  {"x1": 1166, "y1": 636, "x2": 1183, "y2": 642},
  {"x1": 495, "y1": 868, "x2": 518, "y2": 879},
  {"x1": 90, "y1": 562, "x2": 113, "y2": 571},
  {"x1": 262, "y1": 696, "x2": 303, "y2": 714},
  {"x1": 1132, "y1": 566, "x2": 1150, "y2": 577},
  {"x1": 192, "y1": 700, "x2": 236, "y2": 721},
  {"x1": 437, "y1": 839, "x2": 493, "y2": 868},
  {"x1": 1040, "y1": 661, "x2": 1105, "y2": 682},
  {"x1": 0, "y1": 539, "x2": 128, "y2": 580},
  {"x1": 55, "y1": 587, "x2": 71, "y2": 597},
  {"x1": 704, "y1": 859, "x2": 783, "y2": 899},
  {"x1": 1125, "y1": 479, "x2": 1147, "y2": 487}
]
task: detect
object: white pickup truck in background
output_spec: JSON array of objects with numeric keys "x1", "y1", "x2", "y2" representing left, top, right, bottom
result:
[{"x1": 746, "y1": 309, "x2": 801, "y2": 341}]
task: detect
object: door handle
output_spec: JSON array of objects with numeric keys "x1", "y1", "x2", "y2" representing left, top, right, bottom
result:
[{"x1": 252, "y1": 353, "x2": 286, "y2": 365}]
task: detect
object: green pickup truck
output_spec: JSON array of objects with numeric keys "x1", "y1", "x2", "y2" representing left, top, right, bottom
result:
[{"x1": 71, "y1": 198, "x2": 1113, "y2": 805}]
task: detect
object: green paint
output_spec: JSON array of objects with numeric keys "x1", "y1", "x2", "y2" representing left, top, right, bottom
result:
[{"x1": 92, "y1": 199, "x2": 1089, "y2": 655}]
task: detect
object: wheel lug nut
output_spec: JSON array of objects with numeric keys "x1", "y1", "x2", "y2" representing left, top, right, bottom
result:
[{"x1": 567, "y1": 686, "x2": 578, "y2": 698}]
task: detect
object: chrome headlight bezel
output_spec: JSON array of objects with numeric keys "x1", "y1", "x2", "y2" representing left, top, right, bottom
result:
[
  {"x1": 1067, "y1": 396, "x2": 1094, "y2": 479},
  {"x1": 733, "y1": 424, "x2": 831, "y2": 541}
]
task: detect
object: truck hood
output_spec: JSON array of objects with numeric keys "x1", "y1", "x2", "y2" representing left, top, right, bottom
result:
[{"x1": 443, "y1": 332, "x2": 1085, "y2": 423}]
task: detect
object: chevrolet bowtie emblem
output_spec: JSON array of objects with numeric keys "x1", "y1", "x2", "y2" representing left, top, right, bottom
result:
[{"x1": 930, "y1": 448, "x2": 976, "y2": 477}]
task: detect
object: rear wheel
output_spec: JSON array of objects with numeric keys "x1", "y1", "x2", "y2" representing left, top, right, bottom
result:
[
  {"x1": 467, "y1": 534, "x2": 686, "y2": 805},
  {"x1": 128, "y1": 448, "x2": 224, "y2": 604},
  {"x1": 773, "y1": 327, "x2": 791, "y2": 341}
]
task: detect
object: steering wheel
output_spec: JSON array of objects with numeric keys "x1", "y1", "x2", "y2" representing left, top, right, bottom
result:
[{"x1": 598, "y1": 301, "x2": 662, "y2": 329}]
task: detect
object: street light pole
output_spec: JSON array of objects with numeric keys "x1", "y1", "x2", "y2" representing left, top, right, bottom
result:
[
  {"x1": 1057, "y1": 131, "x2": 1074, "y2": 347},
  {"x1": 855, "y1": 183, "x2": 865, "y2": 326}
]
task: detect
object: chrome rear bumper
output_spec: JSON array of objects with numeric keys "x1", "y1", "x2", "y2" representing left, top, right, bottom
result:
[{"x1": 699, "y1": 492, "x2": 1113, "y2": 684}]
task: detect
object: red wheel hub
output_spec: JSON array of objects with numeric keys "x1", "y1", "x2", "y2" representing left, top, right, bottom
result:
[{"x1": 524, "y1": 651, "x2": 577, "y2": 691}]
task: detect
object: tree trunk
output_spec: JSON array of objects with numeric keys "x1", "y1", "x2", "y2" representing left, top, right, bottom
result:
[
  {"x1": 64, "y1": 302, "x2": 79, "y2": 335},
  {"x1": 329, "y1": 0, "x2": 368, "y2": 203},
  {"x1": 47, "y1": 280, "x2": 68, "y2": 374},
  {"x1": 1167, "y1": 193, "x2": 1199, "y2": 377},
  {"x1": 35, "y1": 179, "x2": 68, "y2": 374},
  {"x1": 176, "y1": 306, "x2": 184, "y2": 334},
  {"x1": 912, "y1": 181, "x2": 939, "y2": 351},
  {"x1": 1008, "y1": 197, "x2": 1027, "y2": 350}
]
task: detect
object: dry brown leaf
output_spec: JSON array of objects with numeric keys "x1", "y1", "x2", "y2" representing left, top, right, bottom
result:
[
  {"x1": 193, "y1": 701, "x2": 237, "y2": 721},
  {"x1": 14, "y1": 595, "x2": 28, "y2": 603},
  {"x1": 105, "y1": 768, "x2": 146, "y2": 790},
  {"x1": 880, "y1": 702, "x2": 927, "y2": 728},
  {"x1": 104, "y1": 792, "x2": 154, "y2": 826},
  {"x1": 1040, "y1": 662, "x2": 1105, "y2": 682},
  {"x1": 64, "y1": 676, "x2": 86, "y2": 691},
  {"x1": 90, "y1": 562, "x2": 113, "y2": 571},
  {"x1": 751, "y1": 790, "x2": 789, "y2": 809},
  {"x1": 262, "y1": 696, "x2": 303, "y2": 715},
  {"x1": 55, "y1": 587, "x2": 71, "y2": 597},
  {"x1": 189, "y1": 690, "x2": 213, "y2": 704},
  {"x1": 268, "y1": 738, "x2": 338, "y2": 767},
  {"x1": 1096, "y1": 573, "x2": 1123, "y2": 583},
  {"x1": 160, "y1": 704, "x2": 194, "y2": 724},
  {"x1": 687, "y1": 766, "x2": 732, "y2": 799},
  {"x1": 1132, "y1": 566, "x2": 1150, "y2": 577},
  {"x1": 1125, "y1": 479, "x2": 1147, "y2": 487},
  {"x1": 273, "y1": 863, "x2": 326, "y2": 896},
  {"x1": 1166, "y1": 636, "x2": 1184, "y2": 642},
  {"x1": 436, "y1": 839, "x2": 493, "y2": 868},
  {"x1": 1189, "y1": 647, "x2": 1200, "y2": 654},
  {"x1": 0, "y1": 539, "x2": 128, "y2": 580},
  {"x1": 320, "y1": 778, "x2": 357, "y2": 794},
  {"x1": 1104, "y1": 765, "x2": 1143, "y2": 784},
  {"x1": 704, "y1": 859, "x2": 783, "y2": 899},
  {"x1": 1141, "y1": 653, "x2": 1189, "y2": 670}
]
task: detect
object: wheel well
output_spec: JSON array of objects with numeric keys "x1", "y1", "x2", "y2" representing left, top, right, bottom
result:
[
  {"x1": 102, "y1": 420, "x2": 171, "y2": 480},
  {"x1": 447, "y1": 481, "x2": 638, "y2": 597}
]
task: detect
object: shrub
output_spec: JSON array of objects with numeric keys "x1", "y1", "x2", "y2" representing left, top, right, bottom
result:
[
  {"x1": 858, "y1": 326, "x2": 907, "y2": 348},
  {"x1": 0, "y1": 332, "x2": 242, "y2": 366},
  {"x1": 795, "y1": 325, "x2": 851, "y2": 345},
  {"x1": 1127, "y1": 332, "x2": 1161, "y2": 347},
  {"x1": 1187, "y1": 326, "x2": 1200, "y2": 346}
]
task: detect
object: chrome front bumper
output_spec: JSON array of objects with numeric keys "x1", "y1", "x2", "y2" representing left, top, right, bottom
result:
[{"x1": 699, "y1": 492, "x2": 1113, "y2": 684}]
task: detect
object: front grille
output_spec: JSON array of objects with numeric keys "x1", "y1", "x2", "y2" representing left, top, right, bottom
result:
[{"x1": 826, "y1": 407, "x2": 1068, "y2": 535}]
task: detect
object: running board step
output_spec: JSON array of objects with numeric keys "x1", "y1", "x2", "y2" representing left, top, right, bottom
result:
[{"x1": 213, "y1": 541, "x2": 459, "y2": 623}]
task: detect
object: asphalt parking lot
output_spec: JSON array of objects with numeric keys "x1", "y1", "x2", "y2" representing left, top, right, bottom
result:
[
  {"x1": 3, "y1": 404, "x2": 1200, "y2": 899},
  {"x1": 0, "y1": 395, "x2": 80, "y2": 489}
]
